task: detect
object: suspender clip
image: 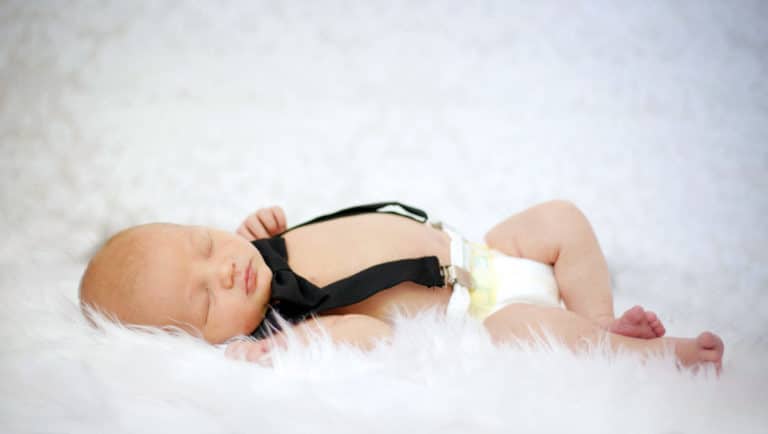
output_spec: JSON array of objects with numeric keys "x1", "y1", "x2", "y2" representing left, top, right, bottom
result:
[
  {"x1": 440, "y1": 264, "x2": 472, "y2": 289},
  {"x1": 440, "y1": 265, "x2": 456, "y2": 285}
]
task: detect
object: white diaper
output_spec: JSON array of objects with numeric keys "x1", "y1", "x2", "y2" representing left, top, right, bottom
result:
[{"x1": 439, "y1": 223, "x2": 562, "y2": 320}]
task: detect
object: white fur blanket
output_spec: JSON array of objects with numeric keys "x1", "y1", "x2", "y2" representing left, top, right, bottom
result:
[{"x1": 1, "y1": 1, "x2": 767, "y2": 433}]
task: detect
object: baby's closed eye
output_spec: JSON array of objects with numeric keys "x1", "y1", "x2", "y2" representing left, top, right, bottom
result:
[
  {"x1": 206, "y1": 231, "x2": 214, "y2": 257},
  {"x1": 204, "y1": 288, "x2": 212, "y2": 325}
]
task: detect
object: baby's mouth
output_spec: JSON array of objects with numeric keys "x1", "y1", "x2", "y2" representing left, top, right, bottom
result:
[{"x1": 244, "y1": 259, "x2": 254, "y2": 295}]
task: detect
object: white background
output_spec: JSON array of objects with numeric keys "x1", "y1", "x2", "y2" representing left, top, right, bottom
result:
[{"x1": 1, "y1": 1, "x2": 767, "y2": 433}]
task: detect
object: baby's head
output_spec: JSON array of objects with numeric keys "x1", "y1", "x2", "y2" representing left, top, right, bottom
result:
[{"x1": 79, "y1": 223, "x2": 273, "y2": 344}]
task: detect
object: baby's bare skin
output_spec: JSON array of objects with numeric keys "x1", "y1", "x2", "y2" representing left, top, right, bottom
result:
[
  {"x1": 254, "y1": 202, "x2": 720, "y2": 370},
  {"x1": 609, "y1": 305, "x2": 666, "y2": 338},
  {"x1": 80, "y1": 202, "x2": 724, "y2": 371},
  {"x1": 279, "y1": 213, "x2": 664, "y2": 339},
  {"x1": 237, "y1": 206, "x2": 663, "y2": 337},
  {"x1": 282, "y1": 213, "x2": 454, "y2": 320}
]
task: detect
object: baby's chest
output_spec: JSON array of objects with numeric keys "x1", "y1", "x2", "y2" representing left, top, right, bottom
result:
[{"x1": 282, "y1": 214, "x2": 451, "y2": 287}]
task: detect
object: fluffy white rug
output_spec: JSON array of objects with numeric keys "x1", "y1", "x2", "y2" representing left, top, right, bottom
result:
[{"x1": 1, "y1": 1, "x2": 767, "y2": 433}]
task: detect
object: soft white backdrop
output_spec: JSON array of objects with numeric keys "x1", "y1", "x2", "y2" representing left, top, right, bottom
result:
[{"x1": 1, "y1": 1, "x2": 767, "y2": 433}]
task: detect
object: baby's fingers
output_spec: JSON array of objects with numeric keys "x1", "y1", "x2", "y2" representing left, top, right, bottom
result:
[
  {"x1": 257, "y1": 207, "x2": 285, "y2": 235},
  {"x1": 235, "y1": 215, "x2": 268, "y2": 241},
  {"x1": 272, "y1": 206, "x2": 287, "y2": 233},
  {"x1": 236, "y1": 224, "x2": 255, "y2": 241},
  {"x1": 244, "y1": 214, "x2": 270, "y2": 239},
  {"x1": 256, "y1": 209, "x2": 278, "y2": 235},
  {"x1": 225, "y1": 340, "x2": 271, "y2": 363}
]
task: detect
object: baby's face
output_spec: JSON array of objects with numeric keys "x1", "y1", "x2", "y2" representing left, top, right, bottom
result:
[{"x1": 86, "y1": 224, "x2": 273, "y2": 344}]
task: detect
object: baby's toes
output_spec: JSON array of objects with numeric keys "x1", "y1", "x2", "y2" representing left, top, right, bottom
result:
[
  {"x1": 697, "y1": 332, "x2": 723, "y2": 352},
  {"x1": 697, "y1": 332, "x2": 724, "y2": 369},
  {"x1": 645, "y1": 311, "x2": 666, "y2": 337},
  {"x1": 645, "y1": 311, "x2": 657, "y2": 323},
  {"x1": 649, "y1": 319, "x2": 665, "y2": 337},
  {"x1": 624, "y1": 305, "x2": 646, "y2": 324}
]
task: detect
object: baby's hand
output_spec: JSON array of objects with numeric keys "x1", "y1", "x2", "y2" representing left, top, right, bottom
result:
[
  {"x1": 225, "y1": 339, "x2": 280, "y2": 365},
  {"x1": 236, "y1": 206, "x2": 287, "y2": 240}
]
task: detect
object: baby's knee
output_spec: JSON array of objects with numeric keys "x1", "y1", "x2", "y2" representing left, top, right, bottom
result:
[
  {"x1": 540, "y1": 199, "x2": 586, "y2": 221},
  {"x1": 536, "y1": 200, "x2": 592, "y2": 235}
]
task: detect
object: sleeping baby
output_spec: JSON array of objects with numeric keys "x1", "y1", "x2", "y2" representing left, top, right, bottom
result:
[{"x1": 78, "y1": 201, "x2": 724, "y2": 370}]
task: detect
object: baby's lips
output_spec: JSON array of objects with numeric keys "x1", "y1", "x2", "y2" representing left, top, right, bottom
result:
[{"x1": 244, "y1": 258, "x2": 256, "y2": 295}]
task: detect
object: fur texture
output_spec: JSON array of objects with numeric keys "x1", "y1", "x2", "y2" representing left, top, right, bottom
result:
[{"x1": 1, "y1": 1, "x2": 767, "y2": 433}]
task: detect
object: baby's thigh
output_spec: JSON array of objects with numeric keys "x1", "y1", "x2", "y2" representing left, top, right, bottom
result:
[
  {"x1": 482, "y1": 303, "x2": 578, "y2": 344},
  {"x1": 484, "y1": 200, "x2": 588, "y2": 262}
]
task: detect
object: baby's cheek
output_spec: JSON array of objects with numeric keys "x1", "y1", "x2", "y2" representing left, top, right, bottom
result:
[{"x1": 225, "y1": 307, "x2": 255, "y2": 338}]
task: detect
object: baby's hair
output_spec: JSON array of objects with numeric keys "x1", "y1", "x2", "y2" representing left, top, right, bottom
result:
[
  {"x1": 78, "y1": 224, "x2": 167, "y2": 323},
  {"x1": 79, "y1": 300, "x2": 204, "y2": 342}
]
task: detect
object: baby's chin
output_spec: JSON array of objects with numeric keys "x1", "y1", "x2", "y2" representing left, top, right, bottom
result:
[
  {"x1": 252, "y1": 262, "x2": 273, "y2": 304},
  {"x1": 205, "y1": 329, "x2": 245, "y2": 345}
]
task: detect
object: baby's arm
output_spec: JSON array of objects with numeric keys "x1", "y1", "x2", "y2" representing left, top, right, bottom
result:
[
  {"x1": 236, "y1": 206, "x2": 287, "y2": 240},
  {"x1": 281, "y1": 314, "x2": 393, "y2": 350},
  {"x1": 225, "y1": 314, "x2": 392, "y2": 363}
]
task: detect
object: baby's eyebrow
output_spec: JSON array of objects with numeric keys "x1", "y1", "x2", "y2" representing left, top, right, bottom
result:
[{"x1": 187, "y1": 227, "x2": 209, "y2": 257}]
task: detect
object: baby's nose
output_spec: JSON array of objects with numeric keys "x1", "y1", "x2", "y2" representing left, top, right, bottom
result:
[{"x1": 219, "y1": 262, "x2": 235, "y2": 289}]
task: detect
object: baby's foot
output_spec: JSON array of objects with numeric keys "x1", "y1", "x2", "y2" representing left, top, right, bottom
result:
[
  {"x1": 609, "y1": 305, "x2": 666, "y2": 339},
  {"x1": 673, "y1": 332, "x2": 724, "y2": 373}
]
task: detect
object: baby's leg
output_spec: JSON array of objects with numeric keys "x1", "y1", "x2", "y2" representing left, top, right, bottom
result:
[
  {"x1": 485, "y1": 201, "x2": 614, "y2": 324},
  {"x1": 484, "y1": 200, "x2": 664, "y2": 337},
  {"x1": 484, "y1": 303, "x2": 723, "y2": 370}
]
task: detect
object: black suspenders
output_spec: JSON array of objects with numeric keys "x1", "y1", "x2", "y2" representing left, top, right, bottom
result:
[
  {"x1": 250, "y1": 202, "x2": 445, "y2": 338},
  {"x1": 280, "y1": 201, "x2": 429, "y2": 234}
]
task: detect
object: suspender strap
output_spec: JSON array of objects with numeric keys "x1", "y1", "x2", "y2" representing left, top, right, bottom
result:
[
  {"x1": 281, "y1": 201, "x2": 429, "y2": 233},
  {"x1": 250, "y1": 202, "x2": 442, "y2": 338},
  {"x1": 252, "y1": 237, "x2": 446, "y2": 319},
  {"x1": 313, "y1": 256, "x2": 444, "y2": 312}
]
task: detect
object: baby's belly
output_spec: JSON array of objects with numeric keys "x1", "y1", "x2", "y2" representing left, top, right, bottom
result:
[{"x1": 323, "y1": 282, "x2": 453, "y2": 321}]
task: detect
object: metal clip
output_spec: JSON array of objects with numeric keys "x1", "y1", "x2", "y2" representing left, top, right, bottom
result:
[
  {"x1": 440, "y1": 264, "x2": 457, "y2": 285},
  {"x1": 441, "y1": 264, "x2": 473, "y2": 289}
]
